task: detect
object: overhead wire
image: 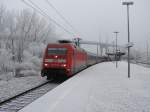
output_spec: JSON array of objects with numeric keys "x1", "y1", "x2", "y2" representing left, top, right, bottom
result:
[
  {"x1": 45, "y1": 0, "x2": 87, "y2": 39},
  {"x1": 45, "y1": 0, "x2": 78, "y2": 34},
  {"x1": 21, "y1": 0, "x2": 75, "y2": 37},
  {"x1": 28, "y1": 0, "x2": 76, "y2": 36}
]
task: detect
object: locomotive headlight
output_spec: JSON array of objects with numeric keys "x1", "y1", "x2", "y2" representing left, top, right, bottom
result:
[
  {"x1": 62, "y1": 64, "x2": 66, "y2": 67},
  {"x1": 44, "y1": 63, "x2": 48, "y2": 66},
  {"x1": 55, "y1": 55, "x2": 58, "y2": 58}
]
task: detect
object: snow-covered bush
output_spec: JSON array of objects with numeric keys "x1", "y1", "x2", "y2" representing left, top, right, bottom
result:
[
  {"x1": 28, "y1": 42, "x2": 46, "y2": 58},
  {"x1": 20, "y1": 70, "x2": 38, "y2": 77},
  {"x1": 0, "y1": 49, "x2": 13, "y2": 73},
  {"x1": 30, "y1": 56, "x2": 41, "y2": 70}
]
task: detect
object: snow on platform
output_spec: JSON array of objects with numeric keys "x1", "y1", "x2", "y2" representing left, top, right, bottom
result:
[{"x1": 19, "y1": 62, "x2": 150, "y2": 112}]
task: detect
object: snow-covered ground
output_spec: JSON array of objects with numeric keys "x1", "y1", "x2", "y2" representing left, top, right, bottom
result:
[
  {"x1": 0, "y1": 75, "x2": 47, "y2": 102},
  {"x1": 19, "y1": 61, "x2": 150, "y2": 112}
]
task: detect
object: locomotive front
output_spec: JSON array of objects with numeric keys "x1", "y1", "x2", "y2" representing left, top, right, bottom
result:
[{"x1": 41, "y1": 44, "x2": 73, "y2": 80}]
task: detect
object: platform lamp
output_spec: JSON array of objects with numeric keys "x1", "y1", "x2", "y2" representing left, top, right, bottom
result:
[{"x1": 122, "y1": 1, "x2": 134, "y2": 78}]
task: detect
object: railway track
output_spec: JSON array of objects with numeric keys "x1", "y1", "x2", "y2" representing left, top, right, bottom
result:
[
  {"x1": 0, "y1": 80, "x2": 60, "y2": 112},
  {"x1": 131, "y1": 61, "x2": 150, "y2": 68},
  {"x1": 0, "y1": 62, "x2": 104, "y2": 112}
]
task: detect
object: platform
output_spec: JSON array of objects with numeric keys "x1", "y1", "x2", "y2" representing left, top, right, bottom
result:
[{"x1": 19, "y1": 62, "x2": 150, "y2": 112}]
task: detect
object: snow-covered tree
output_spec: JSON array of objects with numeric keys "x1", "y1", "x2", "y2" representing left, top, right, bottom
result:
[{"x1": 0, "y1": 5, "x2": 59, "y2": 78}]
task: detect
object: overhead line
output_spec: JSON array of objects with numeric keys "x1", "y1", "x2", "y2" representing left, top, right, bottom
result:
[
  {"x1": 45, "y1": 0, "x2": 87, "y2": 39},
  {"x1": 27, "y1": 0, "x2": 75, "y2": 36},
  {"x1": 45, "y1": 0, "x2": 78, "y2": 34},
  {"x1": 21, "y1": 0, "x2": 75, "y2": 37}
]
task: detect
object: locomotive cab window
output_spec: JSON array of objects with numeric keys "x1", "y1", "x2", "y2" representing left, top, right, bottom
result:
[{"x1": 47, "y1": 48, "x2": 67, "y2": 55}]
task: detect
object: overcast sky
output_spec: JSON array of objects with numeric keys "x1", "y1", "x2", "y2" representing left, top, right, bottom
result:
[{"x1": 0, "y1": 0, "x2": 150, "y2": 50}]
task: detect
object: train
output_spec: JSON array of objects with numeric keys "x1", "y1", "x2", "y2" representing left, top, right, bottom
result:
[{"x1": 41, "y1": 40, "x2": 108, "y2": 80}]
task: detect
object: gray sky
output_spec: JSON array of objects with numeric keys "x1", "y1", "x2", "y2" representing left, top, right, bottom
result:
[{"x1": 0, "y1": 0, "x2": 150, "y2": 50}]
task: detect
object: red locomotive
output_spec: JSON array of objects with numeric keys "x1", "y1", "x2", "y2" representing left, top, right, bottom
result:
[{"x1": 41, "y1": 40, "x2": 107, "y2": 80}]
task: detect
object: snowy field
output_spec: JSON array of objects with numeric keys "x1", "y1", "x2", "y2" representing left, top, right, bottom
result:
[
  {"x1": 0, "y1": 75, "x2": 47, "y2": 102},
  {"x1": 19, "y1": 61, "x2": 150, "y2": 112}
]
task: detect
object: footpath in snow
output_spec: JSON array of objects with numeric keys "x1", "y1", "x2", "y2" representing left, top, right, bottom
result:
[{"x1": 19, "y1": 62, "x2": 150, "y2": 112}]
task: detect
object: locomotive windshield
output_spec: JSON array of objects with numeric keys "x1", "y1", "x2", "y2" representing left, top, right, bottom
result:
[{"x1": 48, "y1": 48, "x2": 67, "y2": 55}]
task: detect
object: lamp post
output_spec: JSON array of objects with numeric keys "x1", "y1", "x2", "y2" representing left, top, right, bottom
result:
[
  {"x1": 114, "y1": 31, "x2": 119, "y2": 68},
  {"x1": 146, "y1": 41, "x2": 149, "y2": 61},
  {"x1": 96, "y1": 43, "x2": 99, "y2": 63},
  {"x1": 122, "y1": 1, "x2": 134, "y2": 78}
]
